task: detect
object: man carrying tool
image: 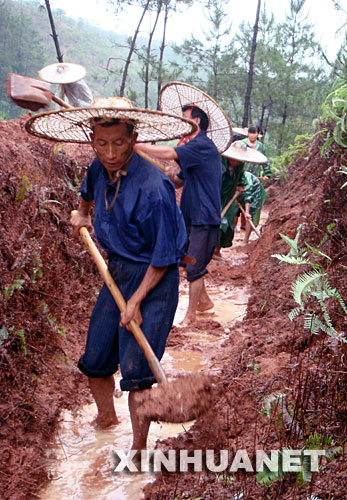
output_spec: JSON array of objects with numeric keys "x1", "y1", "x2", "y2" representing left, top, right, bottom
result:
[
  {"x1": 71, "y1": 119, "x2": 188, "y2": 449},
  {"x1": 236, "y1": 171, "x2": 268, "y2": 245},
  {"x1": 215, "y1": 140, "x2": 268, "y2": 257},
  {"x1": 136, "y1": 82, "x2": 232, "y2": 325},
  {"x1": 25, "y1": 97, "x2": 195, "y2": 451}
]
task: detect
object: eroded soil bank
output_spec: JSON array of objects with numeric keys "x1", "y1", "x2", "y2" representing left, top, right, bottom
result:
[{"x1": 0, "y1": 117, "x2": 346, "y2": 499}]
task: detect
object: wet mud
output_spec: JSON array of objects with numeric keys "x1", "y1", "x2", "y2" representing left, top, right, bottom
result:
[{"x1": 1, "y1": 117, "x2": 346, "y2": 500}]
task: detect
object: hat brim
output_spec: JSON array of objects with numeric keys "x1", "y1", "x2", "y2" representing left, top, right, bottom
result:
[
  {"x1": 39, "y1": 63, "x2": 87, "y2": 84},
  {"x1": 158, "y1": 82, "x2": 232, "y2": 153},
  {"x1": 25, "y1": 106, "x2": 198, "y2": 143},
  {"x1": 222, "y1": 144, "x2": 268, "y2": 164},
  {"x1": 232, "y1": 127, "x2": 248, "y2": 137}
]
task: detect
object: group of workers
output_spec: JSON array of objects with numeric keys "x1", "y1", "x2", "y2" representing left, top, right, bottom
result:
[{"x1": 25, "y1": 71, "x2": 271, "y2": 453}]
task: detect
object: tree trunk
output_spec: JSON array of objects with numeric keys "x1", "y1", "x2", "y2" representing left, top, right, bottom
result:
[
  {"x1": 45, "y1": 0, "x2": 63, "y2": 62},
  {"x1": 156, "y1": 1, "x2": 169, "y2": 109},
  {"x1": 263, "y1": 98, "x2": 272, "y2": 137},
  {"x1": 119, "y1": 0, "x2": 151, "y2": 97},
  {"x1": 241, "y1": 0, "x2": 261, "y2": 127},
  {"x1": 144, "y1": 0, "x2": 162, "y2": 108}
]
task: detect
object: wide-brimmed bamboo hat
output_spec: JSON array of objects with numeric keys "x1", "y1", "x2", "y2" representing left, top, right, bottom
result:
[
  {"x1": 39, "y1": 63, "x2": 87, "y2": 84},
  {"x1": 158, "y1": 82, "x2": 232, "y2": 153},
  {"x1": 25, "y1": 97, "x2": 198, "y2": 143},
  {"x1": 232, "y1": 127, "x2": 248, "y2": 137},
  {"x1": 222, "y1": 140, "x2": 267, "y2": 164}
]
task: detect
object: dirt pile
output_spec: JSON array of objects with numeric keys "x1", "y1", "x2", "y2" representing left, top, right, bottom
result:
[
  {"x1": 144, "y1": 128, "x2": 347, "y2": 499},
  {"x1": 0, "y1": 116, "x2": 96, "y2": 499},
  {"x1": 0, "y1": 116, "x2": 346, "y2": 499}
]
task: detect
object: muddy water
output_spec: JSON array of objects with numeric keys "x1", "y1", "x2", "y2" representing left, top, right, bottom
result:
[{"x1": 39, "y1": 247, "x2": 250, "y2": 500}]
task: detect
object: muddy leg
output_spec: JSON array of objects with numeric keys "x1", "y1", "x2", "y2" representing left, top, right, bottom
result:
[
  {"x1": 197, "y1": 279, "x2": 214, "y2": 312},
  {"x1": 181, "y1": 276, "x2": 203, "y2": 324},
  {"x1": 240, "y1": 212, "x2": 246, "y2": 230},
  {"x1": 244, "y1": 220, "x2": 252, "y2": 244},
  {"x1": 88, "y1": 376, "x2": 119, "y2": 428},
  {"x1": 129, "y1": 391, "x2": 151, "y2": 450}
]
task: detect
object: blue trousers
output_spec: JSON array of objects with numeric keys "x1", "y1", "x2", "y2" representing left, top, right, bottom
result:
[{"x1": 78, "y1": 257, "x2": 179, "y2": 391}]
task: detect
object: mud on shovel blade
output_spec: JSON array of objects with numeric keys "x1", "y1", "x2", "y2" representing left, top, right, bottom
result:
[
  {"x1": 7, "y1": 73, "x2": 70, "y2": 111},
  {"x1": 72, "y1": 212, "x2": 213, "y2": 423}
]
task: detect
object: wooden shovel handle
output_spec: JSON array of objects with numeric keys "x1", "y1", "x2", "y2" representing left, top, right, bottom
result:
[
  {"x1": 221, "y1": 191, "x2": 239, "y2": 218},
  {"x1": 52, "y1": 94, "x2": 71, "y2": 109},
  {"x1": 71, "y1": 211, "x2": 168, "y2": 385},
  {"x1": 236, "y1": 202, "x2": 261, "y2": 238},
  {"x1": 135, "y1": 150, "x2": 167, "y2": 173}
]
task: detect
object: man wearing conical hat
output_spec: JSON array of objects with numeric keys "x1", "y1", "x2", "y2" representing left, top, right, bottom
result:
[
  {"x1": 216, "y1": 140, "x2": 268, "y2": 254},
  {"x1": 26, "y1": 96, "x2": 194, "y2": 450},
  {"x1": 135, "y1": 82, "x2": 232, "y2": 325}
]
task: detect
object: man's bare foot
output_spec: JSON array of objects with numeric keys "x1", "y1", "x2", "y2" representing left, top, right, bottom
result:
[
  {"x1": 212, "y1": 253, "x2": 224, "y2": 261},
  {"x1": 180, "y1": 313, "x2": 197, "y2": 325},
  {"x1": 93, "y1": 413, "x2": 120, "y2": 429},
  {"x1": 197, "y1": 299, "x2": 214, "y2": 312}
]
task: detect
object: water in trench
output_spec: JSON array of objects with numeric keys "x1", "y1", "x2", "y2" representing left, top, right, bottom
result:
[{"x1": 39, "y1": 256, "x2": 250, "y2": 500}]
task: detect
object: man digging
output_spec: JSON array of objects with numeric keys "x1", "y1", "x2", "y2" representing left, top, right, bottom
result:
[{"x1": 26, "y1": 96, "x2": 196, "y2": 451}]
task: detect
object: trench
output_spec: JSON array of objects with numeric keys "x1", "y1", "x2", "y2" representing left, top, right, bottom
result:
[{"x1": 38, "y1": 227, "x2": 256, "y2": 500}]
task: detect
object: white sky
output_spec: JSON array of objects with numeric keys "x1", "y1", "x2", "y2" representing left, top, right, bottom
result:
[{"x1": 49, "y1": 0, "x2": 346, "y2": 60}]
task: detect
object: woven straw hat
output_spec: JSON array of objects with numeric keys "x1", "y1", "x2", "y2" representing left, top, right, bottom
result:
[
  {"x1": 158, "y1": 82, "x2": 232, "y2": 153},
  {"x1": 232, "y1": 127, "x2": 248, "y2": 137},
  {"x1": 25, "y1": 97, "x2": 198, "y2": 143},
  {"x1": 222, "y1": 140, "x2": 267, "y2": 164},
  {"x1": 39, "y1": 63, "x2": 87, "y2": 84}
]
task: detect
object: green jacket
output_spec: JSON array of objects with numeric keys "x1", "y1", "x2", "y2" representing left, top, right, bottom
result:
[
  {"x1": 238, "y1": 171, "x2": 268, "y2": 227},
  {"x1": 241, "y1": 138, "x2": 271, "y2": 178},
  {"x1": 219, "y1": 157, "x2": 247, "y2": 247}
]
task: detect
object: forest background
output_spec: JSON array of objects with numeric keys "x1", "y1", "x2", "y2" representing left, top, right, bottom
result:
[{"x1": 1, "y1": 0, "x2": 347, "y2": 157}]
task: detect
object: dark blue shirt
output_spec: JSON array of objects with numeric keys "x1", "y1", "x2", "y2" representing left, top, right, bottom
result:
[
  {"x1": 174, "y1": 131, "x2": 221, "y2": 227},
  {"x1": 81, "y1": 153, "x2": 187, "y2": 267}
]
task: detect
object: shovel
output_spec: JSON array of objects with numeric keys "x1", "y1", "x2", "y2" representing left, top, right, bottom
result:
[
  {"x1": 72, "y1": 212, "x2": 213, "y2": 423},
  {"x1": 7, "y1": 73, "x2": 70, "y2": 111},
  {"x1": 236, "y1": 201, "x2": 261, "y2": 238}
]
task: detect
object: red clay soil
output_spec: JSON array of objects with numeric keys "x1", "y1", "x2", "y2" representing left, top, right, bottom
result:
[{"x1": 0, "y1": 117, "x2": 346, "y2": 499}]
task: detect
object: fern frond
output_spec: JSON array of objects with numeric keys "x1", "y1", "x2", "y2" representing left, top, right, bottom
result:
[
  {"x1": 325, "y1": 446, "x2": 342, "y2": 461},
  {"x1": 256, "y1": 467, "x2": 284, "y2": 487},
  {"x1": 271, "y1": 254, "x2": 313, "y2": 266},
  {"x1": 289, "y1": 306, "x2": 303, "y2": 321},
  {"x1": 291, "y1": 271, "x2": 325, "y2": 306},
  {"x1": 304, "y1": 314, "x2": 328, "y2": 335},
  {"x1": 320, "y1": 278, "x2": 347, "y2": 313},
  {"x1": 316, "y1": 295, "x2": 335, "y2": 330}
]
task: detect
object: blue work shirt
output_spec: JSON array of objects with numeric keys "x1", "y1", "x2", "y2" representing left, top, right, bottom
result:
[
  {"x1": 80, "y1": 153, "x2": 187, "y2": 267},
  {"x1": 175, "y1": 131, "x2": 222, "y2": 227}
]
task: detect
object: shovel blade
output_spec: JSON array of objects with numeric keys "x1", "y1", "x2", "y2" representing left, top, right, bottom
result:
[{"x1": 7, "y1": 73, "x2": 53, "y2": 111}]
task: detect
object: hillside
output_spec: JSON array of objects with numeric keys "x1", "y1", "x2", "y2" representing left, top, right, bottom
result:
[
  {"x1": 1, "y1": 0, "x2": 175, "y2": 118},
  {"x1": 0, "y1": 112, "x2": 346, "y2": 498}
]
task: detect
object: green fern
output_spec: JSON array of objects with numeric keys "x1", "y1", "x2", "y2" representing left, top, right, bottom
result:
[
  {"x1": 271, "y1": 254, "x2": 314, "y2": 266},
  {"x1": 304, "y1": 314, "x2": 329, "y2": 335},
  {"x1": 291, "y1": 270, "x2": 326, "y2": 307},
  {"x1": 289, "y1": 306, "x2": 303, "y2": 321}
]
